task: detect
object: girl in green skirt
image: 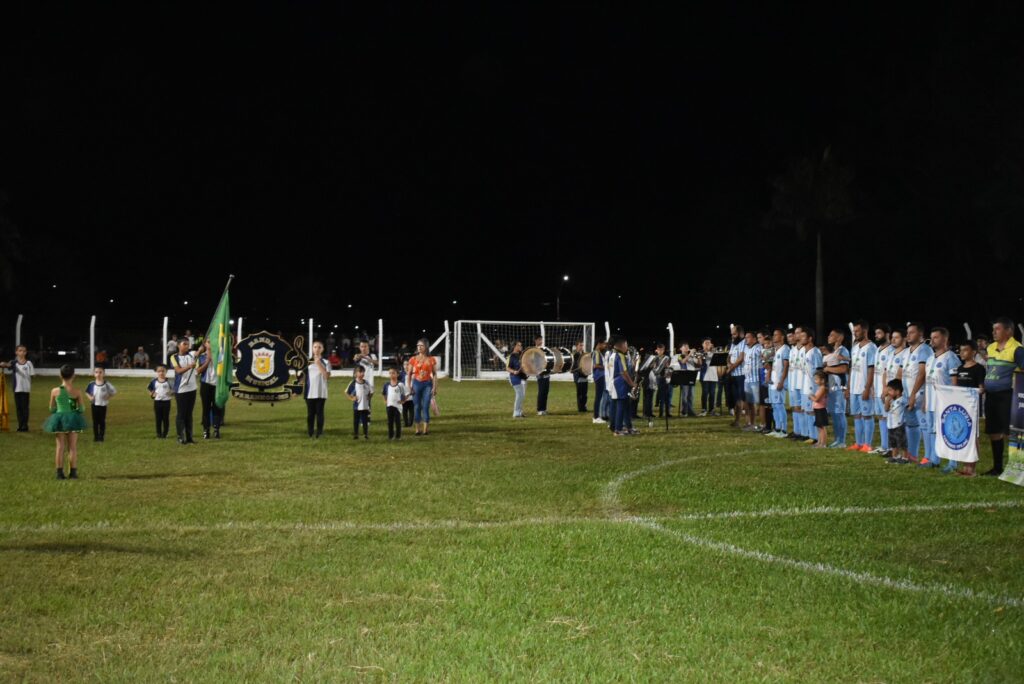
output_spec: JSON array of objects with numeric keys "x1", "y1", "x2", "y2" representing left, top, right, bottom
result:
[{"x1": 42, "y1": 364, "x2": 87, "y2": 479}]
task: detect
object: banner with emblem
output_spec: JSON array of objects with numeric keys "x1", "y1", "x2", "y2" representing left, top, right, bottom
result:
[
  {"x1": 1000, "y1": 372, "x2": 1024, "y2": 486},
  {"x1": 934, "y1": 384, "x2": 979, "y2": 463},
  {"x1": 232, "y1": 331, "x2": 308, "y2": 402}
]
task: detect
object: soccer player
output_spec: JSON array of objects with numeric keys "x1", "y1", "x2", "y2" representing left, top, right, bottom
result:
[
  {"x1": 788, "y1": 330, "x2": 806, "y2": 440},
  {"x1": 796, "y1": 325, "x2": 822, "y2": 444},
  {"x1": 847, "y1": 319, "x2": 877, "y2": 453},
  {"x1": 981, "y1": 317, "x2": 1024, "y2": 476},
  {"x1": 902, "y1": 323, "x2": 934, "y2": 463},
  {"x1": 871, "y1": 324, "x2": 894, "y2": 454},
  {"x1": 768, "y1": 327, "x2": 790, "y2": 437},
  {"x1": 885, "y1": 328, "x2": 909, "y2": 455},
  {"x1": 740, "y1": 331, "x2": 762, "y2": 431},
  {"x1": 823, "y1": 327, "x2": 850, "y2": 448},
  {"x1": 724, "y1": 325, "x2": 747, "y2": 428},
  {"x1": 923, "y1": 327, "x2": 961, "y2": 471}
]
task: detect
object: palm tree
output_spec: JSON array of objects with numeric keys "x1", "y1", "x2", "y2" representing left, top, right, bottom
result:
[{"x1": 767, "y1": 147, "x2": 854, "y2": 334}]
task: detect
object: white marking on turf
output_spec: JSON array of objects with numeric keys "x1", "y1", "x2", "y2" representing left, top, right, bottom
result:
[
  {"x1": 0, "y1": 516, "x2": 595, "y2": 536},
  {"x1": 607, "y1": 457, "x2": 1024, "y2": 608},
  {"x1": 669, "y1": 499, "x2": 1024, "y2": 522},
  {"x1": 631, "y1": 518, "x2": 1024, "y2": 609}
]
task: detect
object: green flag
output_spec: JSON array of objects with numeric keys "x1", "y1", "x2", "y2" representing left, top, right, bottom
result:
[{"x1": 206, "y1": 287, "x2": 233, "y2": 408}]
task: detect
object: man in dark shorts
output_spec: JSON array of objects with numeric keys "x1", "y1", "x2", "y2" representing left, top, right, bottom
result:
[{"x1": 981, "y1": 317, "x2": 1024, "y2": 476}]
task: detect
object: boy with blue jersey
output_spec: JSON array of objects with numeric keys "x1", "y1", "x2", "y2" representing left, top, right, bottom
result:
[
  {"x1": 769, "y1": 328, "x2": 790, "y2": 437},
  {"x1": 902, "y1": 323, "x2": 933, "y2": 462},
  {"x1": 824, "y1": 328, "x2": 850, "y2": 448},
  {"x1": 924, "y1": 327, "x2": 961, "y2": 470},
  {"x1": 607, "y1": 336, "x2": 638, "y2": 436},
  {"x1": 847, "y1": 320, "x2": 878, "y2": 453},
  {"x1": 871, "y1": 324, "x2": 894, "y2": 454}
]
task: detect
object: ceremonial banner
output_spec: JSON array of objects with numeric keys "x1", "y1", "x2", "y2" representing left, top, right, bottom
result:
[
  {"x1": 999, "y1": 372, "x2": 1024, "y2": 486},
  {"x1": 232, "y1": 331, "x2": 308, "y2": 403},
  {"x1": 206, "y1": 288, "x2": 233, "y2": 409},
  {"x1": 934, "y1": 384, "x2": 979, "y2": 463}
]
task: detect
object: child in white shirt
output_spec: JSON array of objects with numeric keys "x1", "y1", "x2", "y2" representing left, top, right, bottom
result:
[
  {"x1": 346, "y1": 365, "x2": 373, "y2": 440},
  {"x1": 86, "y1": 367, "x2": 117, "y2": 442},
  {"x1": 148, "y1": 365, "x2": 174, "y2": 438},
  {"x1": 384, "y1": 367, "x2": 409, "y2": 440}
]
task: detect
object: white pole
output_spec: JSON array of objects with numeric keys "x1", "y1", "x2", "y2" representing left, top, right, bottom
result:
[
  {"x1": 15, "y1": 314, "x2": 23, "y2": 347},
  {"x1": 162, "y1": 316, "x2": 169, "y2": 364},
  {"x1": 237, "y1": 316, "x2": 243, "y2": 342},
  {"x1": 378, "y1": 318, "x2": 384, "y2": 372},
  {"x1": 476, "y1": 322, "x2": 482, "y2": 378},
  {"x1": 604, "y1": 321, "x2": 611, "y2": 341},
  {"x1": 89, "y1": 315, "x2": 96, "y2": 371},
  {"x1": 308, "y1": 318, "x2": 314, "y2": 356},
  {"x1": 444, "y1": 319, "x2": 451, "y2": 375},
  {"x1": 667, "y1": 322, "x2": 675, "y2": 354},
  {"x1": 539, "y1": 321, "x2": 546, "y2": 345}
]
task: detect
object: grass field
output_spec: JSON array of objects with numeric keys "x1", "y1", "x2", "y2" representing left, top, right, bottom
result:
[{"x1": 1, "y1": 378, "x2": 1023, "y2": 682}]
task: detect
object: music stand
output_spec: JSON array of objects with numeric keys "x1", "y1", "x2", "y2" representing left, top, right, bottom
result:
[{"x1": 708, "y1": 352, "x2": 729, "y2": 367}]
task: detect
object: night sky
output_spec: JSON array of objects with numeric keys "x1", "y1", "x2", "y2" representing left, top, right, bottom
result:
[{"x1": 2, "y1": 4, "x2": 1023, "y2": 351}]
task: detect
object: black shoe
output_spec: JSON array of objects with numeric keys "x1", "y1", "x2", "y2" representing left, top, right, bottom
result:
[
  {"x1": 214, "y1": 428, "x2": 220, "y2": 439},
  {"x1": 354, "y1": 435, "x2": 359, "y2": 440},
  {"x1": 981, "y1": 468, "x2": 1004, "y2": 477},
  {"x1": 68, "y1": 468, "x2": 78, "y2": 479},
  {"x1": 177, "y1": 437, "x2": 185, "y2": 444},
  {"x1": 364, "y1": 434, "x2": 369, "y2": 440},
  {"x1": 186, "y1": 439, "x2": 196, "y2": 444},
  {"x1": 56, "y1": 469, "x2": 66, "y2": 480},
  {"x1": 203, "y1": 430, "x2": 210, "y2": 440}
]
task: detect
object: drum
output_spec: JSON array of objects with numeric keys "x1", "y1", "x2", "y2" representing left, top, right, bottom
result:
[
  {"x1": 520, "y1": 346, "x2": 573, "y2": 376},
  {"x1": 520, "y1": 347, "x2": 548, "y2": 377},
  {"x1": 557, "y1": 347, "x2": 575, "y2": 374},
  {"x1": 577, "y1": 352, "x2": 594, "y2": 376}
]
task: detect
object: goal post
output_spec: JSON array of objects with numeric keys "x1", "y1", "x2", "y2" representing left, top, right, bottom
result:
[{"x1": 453, "y1": 320, "x2": 596, "y2": 381}]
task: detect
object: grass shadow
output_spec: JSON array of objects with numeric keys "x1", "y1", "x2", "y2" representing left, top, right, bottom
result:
[
  {"x1": 93, "y1": 471, "x2": 232, "y2": 481},
  {"x1": 0, "y1": 541, "x2": 203, "y2": 558}
]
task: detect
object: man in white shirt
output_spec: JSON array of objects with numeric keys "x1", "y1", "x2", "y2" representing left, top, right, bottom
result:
[
  {"x1": 871, "y1": 323, "x2": 894, "y2": 454},
  {"x1": 847, "y1": 319, "x2": 877, "y2": 453}
]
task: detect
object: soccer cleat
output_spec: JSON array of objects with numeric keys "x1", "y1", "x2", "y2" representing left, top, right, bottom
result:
[
  {"x1": 844, "y1": 444, "x2": 860, "y2": 451},
  {"x1": 858, "y1": 445, "x2": 872, "y2": 453},
  {"x1": 918, "y1": 457, "x2": 929, "y2": 465},
  {"x1": 804, "y1": 438, "x2": 817, "y2": 445},
  {"x1": 592, "y1": 418, "x2": 606, "y2": 424}
]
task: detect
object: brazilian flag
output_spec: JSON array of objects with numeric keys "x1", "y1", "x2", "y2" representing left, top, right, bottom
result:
[{"x1": 205, "y1": 286, "x2": 233, "y2": 408}]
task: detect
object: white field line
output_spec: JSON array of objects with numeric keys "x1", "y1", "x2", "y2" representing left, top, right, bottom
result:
[
  {"x1": 0, "y1": 516, "x2": 595, "y2": 536},
  {"x1": 606, "y1": 456, "x2": 1024, "y2": 608},
  {"x1": 633, "y1": 518, "x2": 1024, "y2": 609},
  {"x1": 666, "y1": 499, "x2": 1024, "y2": 523}
]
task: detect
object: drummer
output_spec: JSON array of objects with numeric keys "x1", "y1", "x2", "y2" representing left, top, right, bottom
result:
[
  {"x1": 507, "y1": 340, "x2": 527, "y2": 418},
  {"x1": 534, "y1": 335, "x2": 550, "y2": 415}
]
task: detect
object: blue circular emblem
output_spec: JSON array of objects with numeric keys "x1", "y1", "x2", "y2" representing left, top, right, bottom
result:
[{"x1": 941, "y1": 404, "x2": 972, "y2": 450}]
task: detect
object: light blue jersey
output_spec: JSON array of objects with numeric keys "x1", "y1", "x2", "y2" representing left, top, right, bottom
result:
[{"x1": 903, "y1": 342, "x2": 933, "y2": 403}]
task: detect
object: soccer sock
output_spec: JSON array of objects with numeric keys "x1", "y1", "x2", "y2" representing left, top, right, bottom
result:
[
  {"x1": 879, "y1": 419, "x2": 889, "y2": 450},
  {"x1": 864, "y1": 417, "x2": 875, "y2": 447},
  {"x1": 992, "y1": 439, "x2": 1005, "y2": 471},
  {"x1": 853, "y1": 417, "x2": 862, "y2": 445},
  {"x1": 906, "y1": 424, "x2": 920, "y2": 459},
  {"x1": 834, "y1": 413, "x2": 846, "y2": 444}
]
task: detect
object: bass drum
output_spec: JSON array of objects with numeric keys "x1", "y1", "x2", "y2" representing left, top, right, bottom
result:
[
  {"x1": 520, "y1": 347, "x2": 548, "y2": 377},
  {"x1": 557, "y1": 346, "x2": 575, "y2": 374},
  {"x1": 577, "y1": 352, "x2": 594, "y2": 376}
]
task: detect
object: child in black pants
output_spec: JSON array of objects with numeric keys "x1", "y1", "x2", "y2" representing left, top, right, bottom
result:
[
  {"x1": 384, "y1": 367, "x2": 408, "y2": 440},
  {"x1": 346, "y1": 365, "x2": 373, "y2": 439},
  {"x1": 148, "y1": 365, "x2": 173, "y2": 438},
  {"x1": 86, "y1": 367, "x2": 117, "y2": 442}
]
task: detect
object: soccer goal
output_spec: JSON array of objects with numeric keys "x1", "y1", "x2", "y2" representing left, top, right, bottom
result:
[{"x1": 452, "y1": 320, "x2": 596, "y2": 381}]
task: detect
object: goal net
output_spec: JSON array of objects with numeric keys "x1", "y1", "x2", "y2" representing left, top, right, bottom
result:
[{"x1": 453, "y1": 320, "x2": 596, "y2": 381}]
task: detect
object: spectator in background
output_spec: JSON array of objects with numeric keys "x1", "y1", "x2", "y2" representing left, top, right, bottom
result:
[
  {"x1": 975, "y1": 336, "x2": 989, "y2": 366},
  {"x1": 328, "y1": 348, "x2": 342, "y2": 369},
  {"x1": 184, "y1": 329, "x2": 195, "y2": 349},
  {"x1": 95, "y1": 348, "x2": 109, "y2": 369},
  {"x1": 133, "y1": 345, "x2": 150, "y2": 369},
  {"x1": 166, "y1": 334, "x2": 179, "y2": 360},
  {"x1": 113, "y1": 348, "x2": 132, "y2": 369}
]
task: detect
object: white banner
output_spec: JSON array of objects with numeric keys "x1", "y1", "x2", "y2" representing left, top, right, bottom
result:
[{"x1": 934, "y1": 385, "x2": 980, "y2": 463}]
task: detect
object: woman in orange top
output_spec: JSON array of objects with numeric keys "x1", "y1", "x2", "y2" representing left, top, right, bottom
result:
[{"x1": 406, "y1": 338, "x2": 438, "y2": 435}]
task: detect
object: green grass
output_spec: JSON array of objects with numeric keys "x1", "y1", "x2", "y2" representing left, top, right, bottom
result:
[{"x1": 1, "y1": 378, "x2": 1022, "y2": 682}]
